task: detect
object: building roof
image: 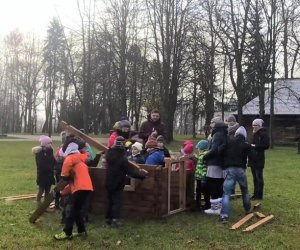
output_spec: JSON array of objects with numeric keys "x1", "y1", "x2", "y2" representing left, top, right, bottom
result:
[{"x1": 241, "y1": 79, "x2": 300, "y2": 115}]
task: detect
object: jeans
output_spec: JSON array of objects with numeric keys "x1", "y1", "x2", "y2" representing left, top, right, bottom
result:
[
  {"x1": 250, "y1": 167, "x2": 264, "y2": 199},
  {"x1": 221, "y1": 167, "x2": 251, "y2": 218}
]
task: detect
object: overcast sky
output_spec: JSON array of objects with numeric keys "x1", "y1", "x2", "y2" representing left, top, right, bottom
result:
[{"x1": 0, "y1": 0, "x2": 80, "y2": 39}]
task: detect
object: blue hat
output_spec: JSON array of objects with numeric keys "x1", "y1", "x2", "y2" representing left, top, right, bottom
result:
[{"x1": 196, "y1": 140, "x2": 208, "y2": 150}]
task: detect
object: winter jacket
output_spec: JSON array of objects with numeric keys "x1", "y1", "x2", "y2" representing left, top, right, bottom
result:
[
  {"x1": 61, "y1": 152, "x2": 93, "y2": 193},
  {"x1": 222, "y1": 134, "x2": 252, "y2": 169},
  {"x1": 204, "y1": 122, "x2": 228, "y2": 167},
  {"x1": 139, "y1": 114, "x2": 166, "y2": 143},
  {"x1": 128, "y1": 153, "x2": 146, "y2": 164},
  {"x1": 195, "y1": 151, "x2": 208, "y2": 182},
  {"x1": 227, "y1": 123, "x2": 240, "y2": 139},
  {"x1": 248, "y1": 128, "x2": 270, "y2": 169},
  {"x1": 106, "y1": 148, "x2": 146, "y2": 191},
  {"x1": 32, "y1": 146, "x2": 56, "y2": 187},
  {"x1": 159, "y1": 147, "x2": 171, "y2": 158},
  {"x1": 145, "y1": 149, "x2": 165, "y2": 166}
]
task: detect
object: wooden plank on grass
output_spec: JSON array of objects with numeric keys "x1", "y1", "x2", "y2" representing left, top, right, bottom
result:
[
  {"x1": 6, "y1": 195, "x2": 36, "y2": 201},
  {"x1": 231, "y1": 213, "x2": 255, "y2": 230},
  {"x1": 242, "y1": 215, "x2": 274, "y2": 232},
  {"x1": 0, "y1": 193, "x2": 36, "y2": 200},
  {"x1": 255, "y1": 212, "x2": 266, "y2": 218}
]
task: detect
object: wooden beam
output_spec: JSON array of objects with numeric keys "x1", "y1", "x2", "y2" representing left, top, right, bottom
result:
[
  {"x1": 5, "y1": 195, "x2": 36, "y2": 201},
  {"x1": 0, "y1": 193, "x2": 36, "y2": 200},
  {"x1": 60, "y1": 121, "x2": 141, "y2": 170},
  {"x1": 255, "y1": 212, "x2": 266, "y2": 218},
  {"x1": 231, "y1": 213, "x2": 255, "y2": 230},
  {"x1": 242, "y1": 215, "x2": 274, "y2": 232}
]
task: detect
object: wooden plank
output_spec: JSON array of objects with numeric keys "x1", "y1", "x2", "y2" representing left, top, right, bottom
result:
[
  {"x1": 0, "y1": 193, "x2": 36, "y2": 200},
  {"x1": 231, "y1": 213, "x2": 255, "y2": 230},
  {"x1": 29, "y1": 181, "x2": 67, "y2": 223},
  {"x1": 6, "y1": 195, "x2": 36, "y2": 201},
  {"x1": 60, "y1": 121, "x2": 143, "y2": 172},
  {"x1": 255, "y1": 212, "x2": 266, "y2": 218},
  {"x1": 242, "y1": 215, "x2": 274, "y2": 232}
]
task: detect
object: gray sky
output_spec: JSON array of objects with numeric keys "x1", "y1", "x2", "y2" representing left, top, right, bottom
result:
[{"x1": 0, "y1": 0, "x2": 80, "y2": 38}]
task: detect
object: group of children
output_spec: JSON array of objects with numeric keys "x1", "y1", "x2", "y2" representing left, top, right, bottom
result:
[{"x1": 32, "y1": 115, "x2": 258, "y2": 240}]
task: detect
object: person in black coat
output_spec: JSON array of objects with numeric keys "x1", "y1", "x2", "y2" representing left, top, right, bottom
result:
[
  {"x1": 105, "y1": 136, "x2": 147, "y2": 227},
  {"x1": 248, "y1": 119, "x2": 270, "y2": 200},
  {"x1": 219, "y1": 126, "x2": 252, "y2": 223},
  {"x1": 32, "y1": 135, "x2": 56, "y2": 206},
  {"x1": 139, "y1": 109, "x2": 167, "y2": 145},
  {"x1": 203, "y1": 118, "x2": 228, "y2": 215}
]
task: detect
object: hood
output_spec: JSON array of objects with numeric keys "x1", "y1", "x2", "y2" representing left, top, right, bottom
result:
[{"x1": 32, "y1": 146, "x2": 42, "y2": 155}]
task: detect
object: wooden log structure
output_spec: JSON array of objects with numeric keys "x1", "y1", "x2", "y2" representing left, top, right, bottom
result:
[
  {"x1": 89, "y1": 160, "x2": 195, "y2": 218},
  {"x1": 231, "y1": 213, "x2": 255, "y2": 230},
  {"x1": 59, "y1": 121, "x2": 195, "y2": 218}
]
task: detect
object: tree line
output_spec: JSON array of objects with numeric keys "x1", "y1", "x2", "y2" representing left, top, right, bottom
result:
[{"x1": 0, "y1": 0, "x2": 299, "y2": 142}]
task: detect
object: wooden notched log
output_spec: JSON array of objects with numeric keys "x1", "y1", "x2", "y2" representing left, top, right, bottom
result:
[
  {"x1": 231, "y1": 213, "x2": 255, "y2": 230},
  {"x1": 255, "y1": 212, "x2": 266, "y2": 218},
  {"x1": 242, "y1": 215, "x2": 274, "y2": 232}
]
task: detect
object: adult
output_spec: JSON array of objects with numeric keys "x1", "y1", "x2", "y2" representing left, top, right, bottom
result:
[
  {"x1": 226, "y1": 115, "x2": 240, "y2": 139},
  {"x1": 203, "y1": 117, "x2": 228, "y2": 215},
  {"x1": 219, "y1": 126, "x2": 252, "y2": 223},
  {"x1": 248, "y1": 118, "x2": 269, "y2": 200},
  {"x1": 139, "y1": 109, "x2": 166, "y2": 145}
]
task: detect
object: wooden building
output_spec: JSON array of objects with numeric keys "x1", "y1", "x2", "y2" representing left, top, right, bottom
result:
[{"x1": 236, "y1": 79, "x2": 300, "y2": 143}]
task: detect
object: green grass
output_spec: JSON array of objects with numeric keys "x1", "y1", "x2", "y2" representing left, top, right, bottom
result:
[{"x1": 0, "y1": 141, "x2": 299, "y2": 249}]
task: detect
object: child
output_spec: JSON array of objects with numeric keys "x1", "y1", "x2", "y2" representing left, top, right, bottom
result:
[
  {"x1": 105, "y1": 136, "x2": 147, "y2": 227},
  {"x1": 157, "y1": 135, "x2": 171, "y2": 158},
  {"x1": 179, "y1": 143, "x2": 196, "y2": 171},
  {"x1": 128, "y1": 142, "x2": 145, "y2": 164},
  {"x1": 32, "y1": 135, "x2": 56, "y2": 207},
  {"x1": 195, "y1": 140, "x2": 210, "y2": 210},
  {"x1": 54, "y1": 142, "x2": 93, "y2": 240},
  {"x1": 145, "y1": 139, "x2": 165, "y2": 166}
]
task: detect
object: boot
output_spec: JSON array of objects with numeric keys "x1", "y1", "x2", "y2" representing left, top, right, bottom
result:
[{"x1": 204, "y1": 198, "x2": 222, "y2": 215}]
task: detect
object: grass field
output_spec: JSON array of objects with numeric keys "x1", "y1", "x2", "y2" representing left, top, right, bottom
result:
[{"x1": 0, "y1": 140, "x2": 299, "y2": 250}]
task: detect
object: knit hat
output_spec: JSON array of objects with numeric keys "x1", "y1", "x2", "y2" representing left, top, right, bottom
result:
[
  {"x1": 235, "y1": 126, "x2": 247, "y2": 139},
  {"x1": 120, "y1": 119, "x2": 131, "y2": 128},
  {"x1": 226, "y1": 115, "x2": 236, "y2": 123},
  {"x1": 115, "y1": 136, "x2": 125, "y2": 148},
  {"x1": 39, "y1": 135, "x2": 52, "y2": 147},
  {"x1": 183, "y1": 140, "x2": 193, "y2": 145},
  {"x1": 113, "y1": 121, "x2": 122, "y2": 130},
  {"x1": 196, "y1": 140, "x2": 208, "y2": 150},
  {"x1": 252, "y1": 118, "x2": 264, "y2": 127},
  {"x1": 125, "y1": 140, "x2": 133, "y2": 148},
  {"x1": 183, "y1": 143, "x2": 194, "y2": 155},
  {"x1": 211, "y1": 116, "x2": 223, "y2": 124},
  {"x1": 76, "y1": 138, "x2": 86, "y2": 150},
  {"x1": 157, "y1": 135, "x2": 165, "y2": 143},
  {"x1": 145, "y1": 139, "x2": 158, "y2": 149},
  {"x1": 64, "y1": 142, "x2": 80, "y2": 157},
  {"x1": 132, "y1": 142, "x2": 143, "y2": 152}
]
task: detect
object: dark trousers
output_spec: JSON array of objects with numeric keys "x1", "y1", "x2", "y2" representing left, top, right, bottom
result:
[
  {"x1": 206, "y1": 177, "x2": 224, "y2": 199},
  {"x1": 106, "y1": 189, "x2": 123, "y2": 220},
  {"x1": 36, "y1": 185, "x2": 51, "y2": 202},
  {"x1": 195, "y1": 180, "x2": 210, "y2": 209},
  {"x1": 63, "y1": 190, "x2": 91, "y2": 236},
  {"x1": 54, "y1": 171, "x2": 61, "y2": 207},
  {"x1": 250, "y1": 167, "x2": 264, "y2": 199}
]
